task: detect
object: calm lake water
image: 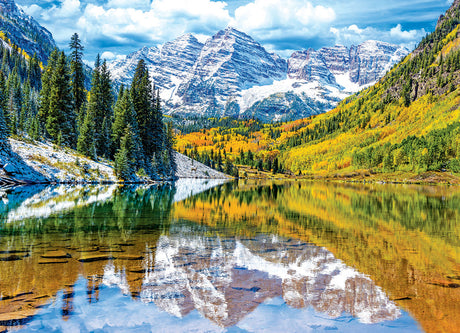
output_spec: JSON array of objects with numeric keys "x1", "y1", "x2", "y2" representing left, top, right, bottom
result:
[{"x1": 0, "y1": 180, "x2": 459, "y2": 332}]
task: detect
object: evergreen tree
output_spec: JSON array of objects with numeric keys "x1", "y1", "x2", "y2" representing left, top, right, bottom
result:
[
  {"x1": 29, "y1": 113, "x2": 40, "y2": 141},
  {"x1": 100, "y1": 116, "x2": 111, "y2": 159},
  {"x1": 131, "y1": 59, "x2": 154, "y2": 166},
  {"x1": 81, "y1": 55, "x2": 114, "y2": 157},
  {"x1": 152, "y1": 88, "x2": 165, "y2": 157},
  {"x1": 27, "y1": 53, "x2": 42, "y2": 90},
  {"x1": 46, "y1": 51, "x2": 76, "y2": 147},
  {"x1": 114, "y1": 125, "x2": 135, "y2": 180},
  {"x1": 39, "y1": 48, "x2": 59, "y2": 136},
  {"x1": 98, "y1": 60, "x2": 114, "y2": 157},
  {"x1": 273, "y1": 157, "x2": 279, "y2": 174},
  {"x1": 165, "y1": 121, "x2": 177, "y2": 178},
  {"x1": 111, "y1": 86, "x2": 144, "y2": 169},
  {"x1": 69, "y1": 33, "x2": 86, "y2": 119},
  {"x1": 77, "y1": 100, "x2": 95, "y2": 158},
  {"x1": 5, "y1": 67, "x2": 22, "y2": 133},
  {"x1": 111, "y1": 86, "x2": 129, "y2": 154},
  {"x1": 0, "y1": 71, "x2": 7, "y2": 114},
  {"x1": 0, "y1": 105, "x2": 9, "y2": 150}
]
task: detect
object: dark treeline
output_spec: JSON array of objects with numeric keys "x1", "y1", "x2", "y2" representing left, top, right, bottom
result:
[{"x1": 0, "y1": 33, "x2": 176, "y2": 180}]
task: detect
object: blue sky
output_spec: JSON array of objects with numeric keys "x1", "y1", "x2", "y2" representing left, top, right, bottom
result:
[{"x1": 16, "y1": 0, "x2": 454, "y2": 64}]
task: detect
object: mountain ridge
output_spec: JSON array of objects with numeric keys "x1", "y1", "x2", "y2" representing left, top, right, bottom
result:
[{"x1": 109, "y1": 27, "x2": 408, "y2": 122}]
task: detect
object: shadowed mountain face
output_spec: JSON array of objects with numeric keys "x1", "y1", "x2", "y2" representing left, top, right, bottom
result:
[
  {"x1": 0, "y1": 180, "x2": 459, "y2": 332},
  {"x1": 0, "y1": 0, "x2": 56, "y2": 63}
]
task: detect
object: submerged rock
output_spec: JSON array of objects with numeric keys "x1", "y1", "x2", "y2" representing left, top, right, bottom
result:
[
  {"x1": 78, "y1": 254, "x2": 114, "y2": 262},
  {"x1": 40, "y1": 250, "x2": 71, "y2": 259}
]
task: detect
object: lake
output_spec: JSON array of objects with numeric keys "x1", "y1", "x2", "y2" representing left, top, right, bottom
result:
[{"x1": 0, "y1": 180, "x2": 459, "y2": 332}]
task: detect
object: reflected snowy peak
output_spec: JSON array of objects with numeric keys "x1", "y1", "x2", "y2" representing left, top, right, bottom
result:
[{"x1": 141, "y1": 231, "x2": 400, "y2": 327}]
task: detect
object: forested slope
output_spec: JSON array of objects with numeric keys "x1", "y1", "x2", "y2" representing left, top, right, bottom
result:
[{"x1": 176, "y1": 0, "x2": 460, "y2": 182}]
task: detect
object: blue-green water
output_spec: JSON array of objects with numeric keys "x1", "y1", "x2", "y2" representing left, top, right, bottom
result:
[{"x1": 0, "y1": 180, "x2": 459, "y2": 332}]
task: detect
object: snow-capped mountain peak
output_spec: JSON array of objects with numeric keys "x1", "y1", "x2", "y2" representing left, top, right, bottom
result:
[{"x1": 109, "y1": 28, "x2": 409, "y2": 122}]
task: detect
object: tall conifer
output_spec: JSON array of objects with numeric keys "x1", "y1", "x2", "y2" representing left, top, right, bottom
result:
[
  {"x1": 0, "y1": 105, "x2": 9, "y2": 150},
  {"x1": 46, "y1": 51, "x2": 76, "y2": 147},
  {"x1": 39, "y1": 48, "x2": 59, "y2": 136},
  {"x1": 69, "y1": 33, "x2": 86, "y2": 119},
  {"x1": 131, "y1": 59, "x2": 152, "y2": 164}
]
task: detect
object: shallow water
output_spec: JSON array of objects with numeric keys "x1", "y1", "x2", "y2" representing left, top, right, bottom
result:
[{"x1": 0, "y1": 180, "x2": 459, "y2": 332}]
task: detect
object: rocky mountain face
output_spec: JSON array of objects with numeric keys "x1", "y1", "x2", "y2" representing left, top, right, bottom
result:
[
  {"x1": 0, "y1": 0, "x2": 56, "y2": 63},
  {"x1": 109, "y1": 27, "x2": 408, "y2": 122}
]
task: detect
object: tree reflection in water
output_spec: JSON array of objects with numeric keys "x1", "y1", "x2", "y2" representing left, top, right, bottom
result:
[{"x1": 0, "y1": 180, "x2": 458, "y2": 332}]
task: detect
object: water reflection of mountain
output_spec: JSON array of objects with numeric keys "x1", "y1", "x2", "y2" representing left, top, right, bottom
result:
[
  {"x1": 173, "y1": 181, "x2": 460, "y2": 333},
  {"x1": 141, "y1": 231, "x2": 400, "y2": 327},
  {"x1": 0, "y1": 180, "x2": 458, "y2": 332}
]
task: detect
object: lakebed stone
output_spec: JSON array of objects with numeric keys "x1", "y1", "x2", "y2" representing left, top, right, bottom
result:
[
  {"x1": 40, "y1": 250, "x2": 71, "y2": 259},
  {"x1": 78, "y1": 255, "x2": 114, "y2": 262}
]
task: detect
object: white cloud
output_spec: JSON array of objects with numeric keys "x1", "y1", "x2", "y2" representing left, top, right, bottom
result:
[
  {"x1": 106, "y1": 0, "x2": 150, "y2": 10},
  {"x1": 18, "y1": 4, "x2": 42, "y2": 17},
  {"x1": 101, "y1": 51, "x2": 116, "y2": 60},
  {"x1": 77, "y1": 4, "x2": 160, "y2": 41},
  {"x1": 233, "y1": 0, "x2": 335, "y2": 33},
  {"x1": 390, "y1": 24, "x2": 423, "y2": 40},
  {"x1": 74, "y1": 0, "x2": 231, "y2": 50},
  {"x1": 330, "y1": 24, "x2": 426, "y2": 50},
  {"x1": 348, "y1": 24, "x2": 364, "y2": 34},
  {"x1": 19, "y1": 0, "x2": 433, "y2": 61}
]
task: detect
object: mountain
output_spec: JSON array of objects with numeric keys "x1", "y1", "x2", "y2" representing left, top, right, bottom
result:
[
  {"x1": 0, "y1": 0, "x2": 56, "y2": 63},
  {"x1": 110, "y1": 33, "x2": 204, "y2": 93},
  {"x1": 175, "y1": 0, "x2": 460, "y2": 180},
  {"x1": 109, "y1": 27, "x2": 408, "y2": 122}
]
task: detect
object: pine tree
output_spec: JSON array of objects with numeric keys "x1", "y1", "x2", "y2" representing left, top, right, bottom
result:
[
  {"x1": 0, "y1": 105, "x2": 9, "y2": 150},
  {"x1": 46, "y1": 51, "x2": 76, "y2": 147},
  {"x1": 100, "y1": 116, "x2": 111, "y2": 159},
  {"x1": 114, "y1": 125, "x2": 135, "y2": 180},
  {"x1": 165, "y1": 121, "x2": 176, "y2": 178},
  {"x1": 81, "y1": 55, "x2": 114, "y2": 157},
  {"x1": 5, "y1": 67, "x2": 22, "y2": 133},
  {"x1": 29, "y1": 112, "x2": 40, "y2": 141},
  {"x1": 131, "y1": 59, "x2": 153, "y2": 165},
  {"x1": 19, "y1": 79, "x2": 31, "y2": 133},
  {"x1": 27, "y1": 53, "x2": 42, "y2": 90},
  {"x1": 0, "y1": 71, "x2": 6, "y2": 112},
  {"x1": 152, "y1": 88, "x2": 165, "y2": 156},
  {"x1": 97, "y1": 60, "x2": 114, "y2": 156},
  {"x1": 39, "y1": 48, "x2": 59, "y2": 136},
  {"x1": 69, "y1": 33, "x2": 86, "y2": 119},
  {"x1": 111, "y1": 86, "x2": 144, "y2": 170},
  {"x1": 77, "y1": 100, "x2": 95, "y2": 158},
  {"x1": 111, "y1": 86, "x2": 129, "y2": 154}
]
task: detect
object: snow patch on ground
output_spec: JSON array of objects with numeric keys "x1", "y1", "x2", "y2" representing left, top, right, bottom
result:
[
  {"x1": 0, "y1": 139, "x2": 229, "y2": 184},
  {"x1": 6, "y1": 138, "x2": 117, "y2": 183},
  {"x1": 174, "y1": 152, "x2": 230, "y2": 180}
]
